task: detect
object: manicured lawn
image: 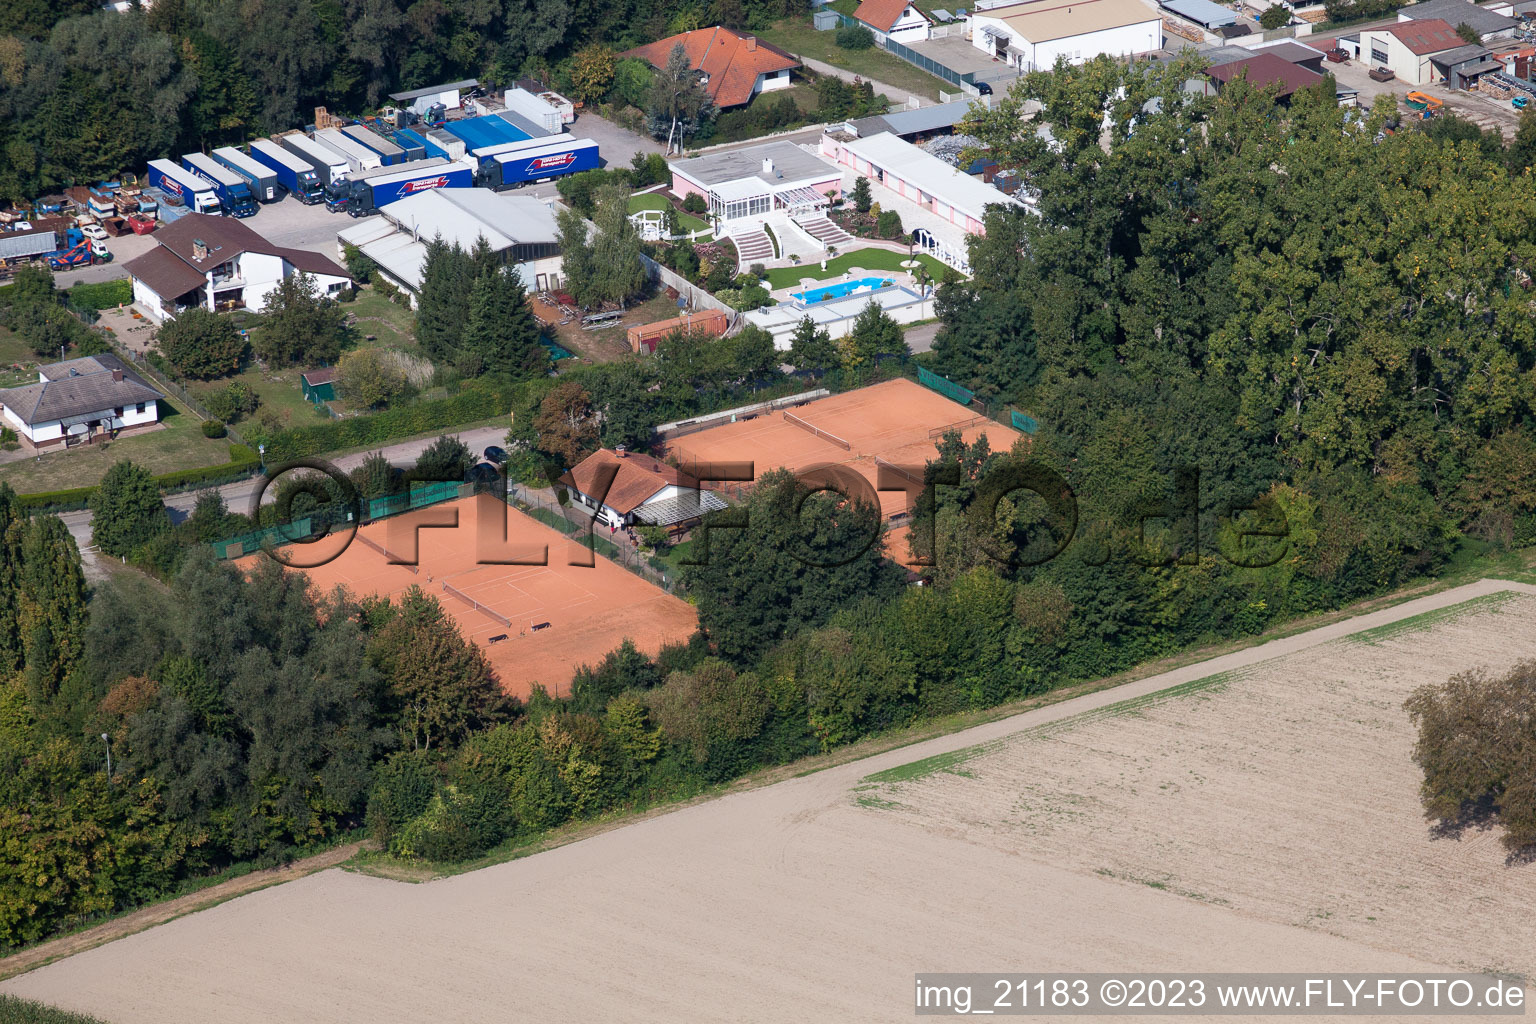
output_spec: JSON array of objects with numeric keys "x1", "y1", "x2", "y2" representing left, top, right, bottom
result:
[
  {"x1": 628, "y1": 193, "x2": 712, "y2": 235},
  {"x1": 755, "y1": 17, "x2": 949, "y2": 101},
  {"x1": 2, "y1": 392, "x2": 239, "y2": 495},
  {"x1": 765, "y1": 248, "x2": 950, "y2": 288}
]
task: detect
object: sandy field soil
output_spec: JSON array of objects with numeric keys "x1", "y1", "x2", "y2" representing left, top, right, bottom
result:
[{"x1": 4, "y1": 580, "x2": 1534, "y2": 1023}]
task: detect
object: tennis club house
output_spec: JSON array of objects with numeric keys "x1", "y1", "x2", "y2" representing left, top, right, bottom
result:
[
  {"x1": 0, "y1": 354, "x2": 161, "y2": 450},
  {"x1": 336, "y1": 187, "x2": 562, "y2": 295},
  {"x1": 125, "y1": 213, "x2": 351, "y2": 322},
  {"x1": 560, "y1": 448, "x2": 728, "y2": 532},
  {"x1": 969, "y1": 0, "x2": 1163, "y2": 73}
]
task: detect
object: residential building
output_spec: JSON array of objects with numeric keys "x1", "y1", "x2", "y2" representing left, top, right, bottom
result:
[
  {"x1": 560, "y1": 448, "x2": 728, "y2": 531},
  {"x1": 620, "y1": 28, "x2": 799, "y2": 109},
  {"x1": 818, "y1": 130, "x2": 1026, "y2": 236},
  {"x1": 335, "y1": 187, "x2": 562, "y2": 294},
  {"x1": 1203, "y1": 53, "x2": 1328, "y2": 101},
  {"x1": 1359, "y1": 19, "x2": 1466, "y2": 83},
  {"x1": 669, "y1": 140, "x2": 842, "y2": 234},
  {"x1": 0, "y1": 354, "x2": 160, "y2": 449},
  {"x1": 125, "y1": 214, "x2": 351, "y2": 322},
  {"x1": 969, "y1": 0, "x2": 1163, "y2": 73},
  {"x1": 852, "y1": 0, "x2": 933, "y2": 43}
]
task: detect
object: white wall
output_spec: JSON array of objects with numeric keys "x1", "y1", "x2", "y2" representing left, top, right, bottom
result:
[
  {"x1": 1360, "y1": 30, "x2": 1434, "y2": 83},
  {"x1": 755, "y1": 69, "x2": 793, "y2": 96},
  {"x1": 131, "y1": 276, "x2": 175, "y2": 322},
  {"x1": 970, "y1": 14, "x2": 1161, "y2": 69},
  {"x1": 0, "y1": 399, "x2": 157, "y2": 444}
]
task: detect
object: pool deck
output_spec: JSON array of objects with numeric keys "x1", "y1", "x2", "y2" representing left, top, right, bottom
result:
[{"x1": 771, "y1": 266, "x2": 929, "y2": 307}]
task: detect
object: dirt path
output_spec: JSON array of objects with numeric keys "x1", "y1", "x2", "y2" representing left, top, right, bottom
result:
[
  {"x1": 6, "y1": 580, "x2": 1536, "y2": 1023},
  {"x1": 0, "y1": 842, "x2": 366, "y2": 983}
]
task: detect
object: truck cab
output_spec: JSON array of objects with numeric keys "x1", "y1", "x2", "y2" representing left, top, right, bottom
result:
[
  {"x1": 193, "y1": 193, "x2": 222, "y2": 216},
  {"x1": 89, "y1": 239, "x2": 111, "y2": 262},
  {"x1": 297, "y1": 171, "x2": 324, "y2": 204},
  {"x1": 323, "y1": 179, "x2": 351, "y2": 213},
  {"x1": 226, "y1": 183, "x2": 258, "y2": 217}
]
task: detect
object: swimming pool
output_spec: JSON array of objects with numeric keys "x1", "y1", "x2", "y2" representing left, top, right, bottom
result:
[{"x1": 791, "y1": 277, "x2": 895, "y2": 304}]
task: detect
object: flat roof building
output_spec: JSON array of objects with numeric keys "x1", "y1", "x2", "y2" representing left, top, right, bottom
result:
[
  {"x1": 818, "y1": 131, "x2": 1025, "y2": 236},
  {"x1": 970, "y1": 0, "x2": 1163, "y2": 73},
  {"x1": 670, "y1": 140, "x2": 842, "y2": 227}
]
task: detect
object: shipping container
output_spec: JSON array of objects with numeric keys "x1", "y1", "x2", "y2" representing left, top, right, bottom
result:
[
  {"x1": 182, "y1": 153, "x2": 258, "y2": 216},
  {"x1": 280, "y1": 133, "x2": 352, "y2": 187},
  {"x1": 146, "y1": 159, "x2": 223, "y2": 215},
  {"x1": 212, "y1": 146, "x2": 280, "y2": 202},
  {"x1": 389, "y1": 128, "x2": 430, "y2": 162},
  {"x1": 249, "y1": 139, "x2": 325, "y2": 203},
  {"x1": 501, "y1": 88, "x2": 563, "y2": 135},
  {"x1": 423, "y1": 129, "x2": 467, "y2": 162}
]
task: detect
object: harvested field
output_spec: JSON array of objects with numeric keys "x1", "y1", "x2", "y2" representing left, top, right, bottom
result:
[
  {"x1": 238, "y1": 494, "x2": 696, "y2": 699},
  {"x1": 4, "y1": 582, "x2": 1534, "y2": 1023},
  {"x1": 665, "y1": 378, "x2": 1021, "y2": 525},
  {"x1": 863, "y1": 590, "x2": 1536, "y2": 981}
]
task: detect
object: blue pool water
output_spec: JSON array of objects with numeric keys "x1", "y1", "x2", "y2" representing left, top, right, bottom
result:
[
  {"x1": 541, "y1": 336, "x2": 575, "y2": 360},
  {"x1": 791, "y1": 277, "x2": 895, "y2": 304}
]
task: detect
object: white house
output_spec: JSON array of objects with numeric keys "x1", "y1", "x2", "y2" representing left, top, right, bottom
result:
[
  {"x1": 0, "y1": 354, "x2": 161, "y2": 449},
  {"x1": 1359, "y1": 17, "x2": 1466, "y2": 83},
  {"x1": 819, "y1": 131, "x2": 1026, "y2": 236},
  {"x1": 969, "y1": 0, "x2": 1163, "y2": 72},
  {"x1": 559, "y1": 448, "x2": 728, "y2": 531},
  {"x1": 124, "y1": 214, "x2": 351, "y2": 323},
  {"x1": 852, "y1": 0, "x2": 933, "y2": 43}
]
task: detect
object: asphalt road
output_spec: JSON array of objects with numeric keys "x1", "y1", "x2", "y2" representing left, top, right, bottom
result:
[{"x1": 57, "y1": 424, "x2": 510, "y2": 564}]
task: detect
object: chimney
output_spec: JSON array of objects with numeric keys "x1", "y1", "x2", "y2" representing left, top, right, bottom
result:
[
  {"x1": 615, "y1": 444, "x2": 628, "y2": 458},
  {"x1": 112, "y1": 369, "x2": 123, "y2": 382},
  {"x1": 193, "y1": 238, "x2": 208, "y2": 261},
  {"x1": 745, "y1": 36, "x2": 757, "y2": 51},
  {"x1": 763, "y1": 157, "x2": 775, "y2": 176}
]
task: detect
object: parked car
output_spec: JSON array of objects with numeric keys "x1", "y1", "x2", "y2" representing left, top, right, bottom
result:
[
  {"x1": 81, "y1": 222, "x2": 109, "y2": 241},
  {"x1": 483, "y1": 445, "x2": 507, "y2": 465}
]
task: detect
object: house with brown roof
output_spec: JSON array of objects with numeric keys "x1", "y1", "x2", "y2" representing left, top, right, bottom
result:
[
  {"x1": 1360, "y1": 18, "x2": 1468, "y2": 84},
  {"x1": 0, "y1": 353, "x2": 161, "y2": 449},
  {"x1": 852, "y1": 0, "x2": 933, "y2": 43},
  {"x1": 620, "y1": 28, "x2": 799, "y2": 109},
  {"x1": 124, "y1": 213, "x2": 351, "y2": 323},
  {"x1": 559, "y1": 448, "x2": 729, "y2": 530}
]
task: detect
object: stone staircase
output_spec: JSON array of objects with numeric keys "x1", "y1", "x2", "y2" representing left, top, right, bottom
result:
[
  {"x1": 731, "y1": 228, "x2": 775, "y2": 268},
  {"x1": 793, "y1": 215, "x2": 856, "y2": 249}
]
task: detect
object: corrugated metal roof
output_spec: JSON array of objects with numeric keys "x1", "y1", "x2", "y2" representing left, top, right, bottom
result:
[
  {"x1": 1161, "y1": 0, "x2": 1238, "y2": 27},
  {"x1": 0, "y1": 228, "x2": 58, "y2": 259},
  {"x1": 388, "y1": 79, "x2": 478, "y2": 102}
]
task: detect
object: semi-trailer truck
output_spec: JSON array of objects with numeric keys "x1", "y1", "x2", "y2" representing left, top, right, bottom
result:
[
  {"x1": 324, "y1": 158, "x2": 472, "y2": 216},
  {"x1": 146, "y1": 159, "x2": 223, "y2": 215},
  {"x1": 211, "y1": 146, "x2": 279, "y2": 203},
  {"x1": 248, "y1": 139, "x2": 324, "y2": 203},
  {"x1": 181, "y1": 153, "x2": 258, "y2": 217},
  {"x1": 341, "y1": 123, "x2": 405, "y2": 165},
  {"x1": 479, "y1": 137, "x2": 599, "y2": 191},
  {"x1": 316, "y1": 128, "x2": 383, "y2": 174},
  {"x1": 280, "y1": 134, "x2": 351, "y2": 187}
]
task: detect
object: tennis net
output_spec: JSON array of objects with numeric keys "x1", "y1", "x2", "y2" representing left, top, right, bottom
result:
[
  {"x1": 354, "y1": 530, "x2": 419, "y2": 573},
  {"x1": 783, "y1": 410, "x2": 851, "y2": 451},
  {"x1": 927, "y1": 415, "x2": 989, "y2": 439},
  {"x1": 441, "y1": 581, "x2": 512, "y2": 628}
]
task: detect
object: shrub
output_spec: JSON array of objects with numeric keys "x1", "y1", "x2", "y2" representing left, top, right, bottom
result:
[
  {"x1": 1259, "y1": 4, "x2": 1290, "y2": 28},
  {"x1": 836, "y1": 25, "x2": 874, "y2": 49},
  {"x1": 66, "y1": 278, "x2": 133, "y2": 310},
  {"x1": 851, "y1": 176, "x2": 872, "y2": 214},
  {"x1": 366, "y1": 750, "x2": 439, "y2": 846},
  {"x1": 875, "y1": 209, "x2": 904, "y2": 239},
  {"x1": 201, "y1": 419, "x2": 227, "y2": 438},
  {"x1": 749, "y1": 263, "x2": 766, "y2": 279},
  {"x1": 681, "y1": 192, "x2": 707, "y2": 214}
]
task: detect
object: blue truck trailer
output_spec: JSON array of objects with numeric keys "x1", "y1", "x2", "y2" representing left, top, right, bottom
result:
[
  {"x1": 211, "y1": 146, "x2": 279, "y2": 202},
  {"x1": 389, "y1": 128, "x2": 430, "y2": 161},
  {"x1": 324, "y1": 158, "x2": 472, "y2": 216},
  {"x1": 146, "y1": 159, "x2": 223, "y2": 215},
  {"x1": 480, "y1": 137, "x2": 599, "y2": 191},
  {"x1": 181, "y1": 153, "x2": 258, "y2": 216},
  {"x1": 248, "y1": 139, "x2": 324, "y2": 204}
]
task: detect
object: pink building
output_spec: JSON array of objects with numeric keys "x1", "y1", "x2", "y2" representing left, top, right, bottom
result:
[
  {"x1": 670, "y1": 140, "x2": 842, "y2": 230},
  {"x1": 819, "y1": 130, "x2": 1025, "y2": 236}
]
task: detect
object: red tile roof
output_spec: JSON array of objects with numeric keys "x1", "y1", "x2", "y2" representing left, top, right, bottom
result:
[
  {"x1": 560, "y1": 449, "x2": 701, "y2": 516},
  {"x1": 853, "y1": 0, "x2": 927, "y2": 32},
  {"x1": 1382, "y1": 17, "x2": 1463, "y2": 55},
  {"x1": 1207, "y1": 52, "x2": 1326, "y2": 98},
  {"x1": 620, "y1": 27, "x2": 799, "y2": 109}
]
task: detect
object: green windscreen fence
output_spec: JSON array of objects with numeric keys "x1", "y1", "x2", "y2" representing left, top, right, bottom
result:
[
  {"x1": 212, "y1": 480, "x2": 466, "y2": 560},
  {"x1": 1011, "y1": 410, "x2": 1038, "y2": 434},
  {"x1": 917, "y1": 367, "x2": 975, "y2": 406}
]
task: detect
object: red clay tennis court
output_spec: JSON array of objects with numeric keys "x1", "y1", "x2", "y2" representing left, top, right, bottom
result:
[
  {"x1": 239, "y1": 494, "x2": 697, "y2": 699},
  {"x1": 664, "y1": 378, "x2": 1023, "y2": 526}
]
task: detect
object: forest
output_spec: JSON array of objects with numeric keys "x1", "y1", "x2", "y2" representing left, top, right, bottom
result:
[
  {"x1": 0, "y1": 0, "x2": 809, "y2": 201},
  {"x1": 6, "y1": 55, "x2": 1536, "y2": 946}
]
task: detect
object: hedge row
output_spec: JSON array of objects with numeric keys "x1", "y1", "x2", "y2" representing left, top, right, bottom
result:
[
  {"x1": 17, "y1": 444, "x2": 260, "y2": 512},
  {"x1": 66, "y1": 278, "x2": 133, "y2": 310},
  {"x1": 254, "y1": 380, "x2": 515, "y2": 463}
]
